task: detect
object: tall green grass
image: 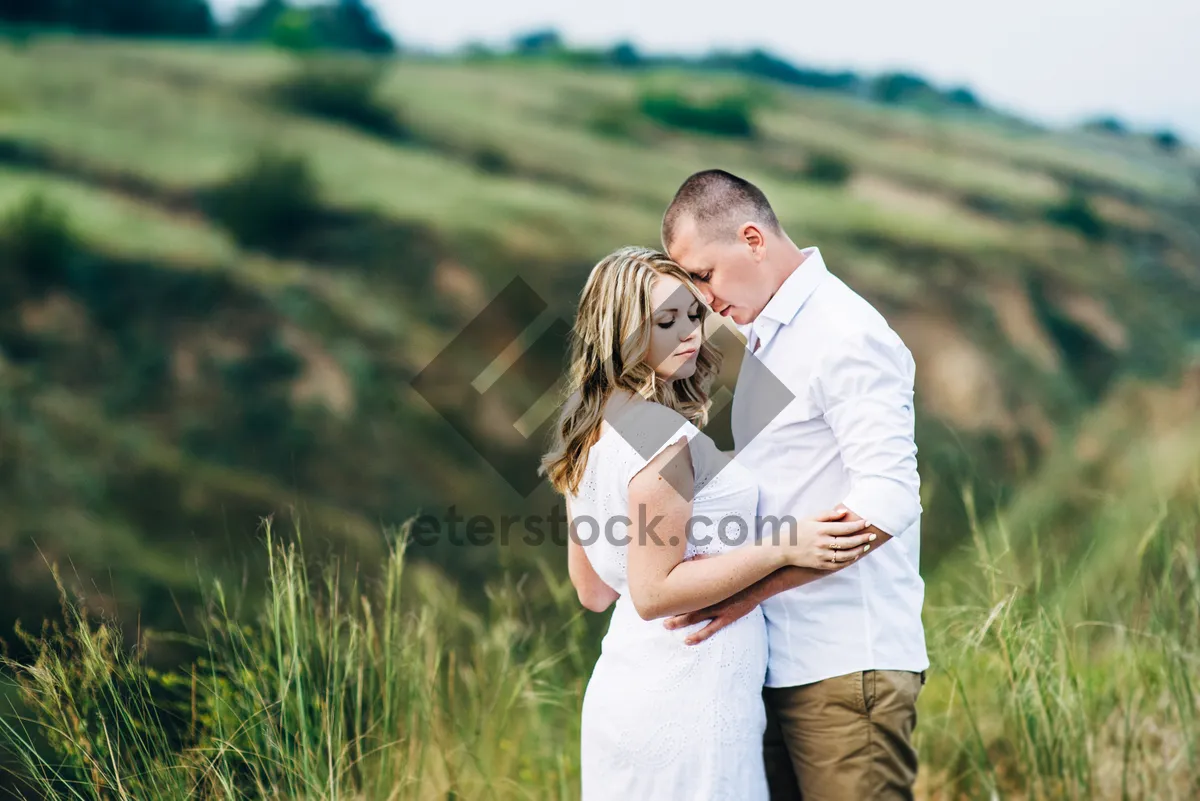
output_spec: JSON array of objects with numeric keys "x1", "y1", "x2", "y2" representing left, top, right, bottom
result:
[
  {"x1": 919, "y1": 488, "x2": 1200, "y2": 799},
  {"x1": 1, "y1": 496, "x2": 1197, "y2": 799},
  {"x1": 0, "y1": 521, "x2": 592, "y2": 800}
]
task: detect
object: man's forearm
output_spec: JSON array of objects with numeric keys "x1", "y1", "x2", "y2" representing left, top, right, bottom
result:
[
  {"x1": 746, "y1": 565, "x2": 826, "y2": 605},
  {"x1": 747, "y1": 507, "x2": 890, "y2": 606}
]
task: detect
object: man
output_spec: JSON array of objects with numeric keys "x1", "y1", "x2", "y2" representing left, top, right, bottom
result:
[{"x1": 662, "y1": 169, "x2": 928, "y2": 800}]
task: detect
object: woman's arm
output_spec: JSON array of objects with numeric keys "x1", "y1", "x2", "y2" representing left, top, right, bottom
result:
[
  {"x1": 664, "y1": 506, "x2": 886, "y2": 643},
  {"x1": 566, "y1": 499, "x2": 619, "y2": 613},
  {"x1": 625, "y1": 437, "x2": 871, "y2": 621}
]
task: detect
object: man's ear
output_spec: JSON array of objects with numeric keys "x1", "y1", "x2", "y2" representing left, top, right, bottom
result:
[{"x1": 739, "y1": 222, "x2": 766, "y2": 257}]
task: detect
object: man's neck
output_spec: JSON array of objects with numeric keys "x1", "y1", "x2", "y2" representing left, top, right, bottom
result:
[{"x1": 765, "y1": 239, "x2": 810, "y2": 297}]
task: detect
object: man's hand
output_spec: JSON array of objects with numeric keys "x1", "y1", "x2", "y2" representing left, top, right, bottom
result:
[
  {"x1": 663, "y1": 585, "x2": 759, "y2": 645},
  {"x1": 661, "y1": 505, "x2": 891, "y2": 646},
  {"x1": 834, "y1": 503, "x2": 893, "y2": 550},
  {"x1": 781, "y1": 508, "x2": 874, "y2": 570}
]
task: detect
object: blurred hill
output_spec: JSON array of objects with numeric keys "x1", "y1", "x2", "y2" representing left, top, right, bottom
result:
[{"x1": 0, "y1": 35, "x2": 1198, "y2": 648}]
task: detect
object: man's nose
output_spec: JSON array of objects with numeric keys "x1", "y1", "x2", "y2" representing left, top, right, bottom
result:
[{"x1": 699, "y1": 286, "x2": 714, "y2": 305}]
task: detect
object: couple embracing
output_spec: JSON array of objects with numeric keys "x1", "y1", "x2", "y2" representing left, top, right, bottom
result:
[{"x1": 540, "y1": 170, "x2": 928, "y2": 800}]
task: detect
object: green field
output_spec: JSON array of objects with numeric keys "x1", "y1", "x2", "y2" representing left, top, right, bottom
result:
[{"x1": 1, "y1": 34, "x2": 1199, "y2": 798}]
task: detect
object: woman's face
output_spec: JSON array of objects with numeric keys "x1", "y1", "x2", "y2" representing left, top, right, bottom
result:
[{"x1": 645, "y1": 275, "x2": 703, "y2": 381}]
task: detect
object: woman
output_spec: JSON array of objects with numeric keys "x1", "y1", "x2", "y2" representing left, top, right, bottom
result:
[{"x1": 540, "y1": 247, "x2": 874, "y2": 800}]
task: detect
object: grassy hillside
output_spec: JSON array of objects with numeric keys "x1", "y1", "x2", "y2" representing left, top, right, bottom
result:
[{"x1": 0, "y1": 34, "x2": 1198, "y2": 797}]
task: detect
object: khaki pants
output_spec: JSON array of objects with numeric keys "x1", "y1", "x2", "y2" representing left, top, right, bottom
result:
[{"x1": 763, "y1": 670, "x2": 923, "y2": 801}]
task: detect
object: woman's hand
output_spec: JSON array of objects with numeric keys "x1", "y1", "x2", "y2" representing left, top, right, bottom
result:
[{"x1": 778, "y1": 508, "x2": 875, "y2": 570}]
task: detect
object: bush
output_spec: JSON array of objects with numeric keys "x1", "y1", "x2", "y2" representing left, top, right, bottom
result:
[
  {"x1": 230, "y1": 0, "x2": 394, "y2": 53},
  {"x1": 512, "y1": 28, "x2": 563, "y2": 57},
  {"x1": 588, "y1": 101, "x2": 639, "y2": 139},
  {"x1": 607, "y1": 42, "x2": 641, "y2": 68},
  {"x1": 0, "y1": 193, "x2": 78, "y2": 294},
  {"x1": 1045, "y1": 190, "x2": 1107, "y2": 243},
  {"x1": 872, "y1": 72, "x2": 936, "y2": 105},
  {"x1": 802, "y1": 151, "x2": 853, "y2": 186},
  {"x1": 0, "y1": 0, "x2": 215, "y2": 38},
  {"x1": 638, "y1": 90, "x2": 756, "y2": 138},
  {"x1": 1084, "y1": 115, "x2": 1128, "y2": 136},
  {"x1": 1152, "y1": 129, "x2": 1183, "y2": 153},
  {"x1": 702, "y1": 49, "x2": 862, "y2": 94},
  {"x1": 272, "y1": 58, "x2": 407, "y2": 140},
  {"x1": 270, "y1": 7, "x2": 321, "y2": 52},
  {"x1": 204, "y1": 150, "x2": 323, "y2": 251},
  {"x1": 944, "y1": 86, "x2": 982, "y2": 109},
  {"x1": 470, "y1": 145, "x2": 512, "y2": 175}
]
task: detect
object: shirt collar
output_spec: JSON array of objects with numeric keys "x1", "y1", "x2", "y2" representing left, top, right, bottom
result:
[{"x1": 758, "y1": 247, "x2": 829, "y2": 327}]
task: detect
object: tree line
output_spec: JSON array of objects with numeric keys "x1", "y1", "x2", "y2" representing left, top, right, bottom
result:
[{"x1": 0, "y1": 0, "x2": 395, "y2": 52}]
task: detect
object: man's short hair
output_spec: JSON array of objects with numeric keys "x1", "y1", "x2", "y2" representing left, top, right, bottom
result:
[{"x1": 661, "y1": 169, "x2": 781, "y2": 249}]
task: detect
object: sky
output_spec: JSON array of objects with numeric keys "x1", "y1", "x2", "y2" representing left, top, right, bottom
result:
[{"x1": 211, "y1": 0, "x2": 1200, "y2": 138}]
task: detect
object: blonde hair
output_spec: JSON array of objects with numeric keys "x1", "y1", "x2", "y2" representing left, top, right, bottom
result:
[{"x1": 540, "y1": 246, "x2": 721, "y2": 495}]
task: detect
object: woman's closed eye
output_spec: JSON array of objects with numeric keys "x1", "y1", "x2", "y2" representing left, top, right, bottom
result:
[{"x1": 659, "y1": 313, "x2": 701, "y2": 330}]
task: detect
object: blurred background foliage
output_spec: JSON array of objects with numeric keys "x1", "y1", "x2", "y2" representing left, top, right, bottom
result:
[{"x1": 0, "y1": 0, "x2": 1199, "y2": 797}]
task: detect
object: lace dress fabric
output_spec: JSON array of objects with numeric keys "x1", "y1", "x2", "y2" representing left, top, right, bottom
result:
[{"x1": 568, "y1": 404, "x2": 769, "y2": 800}]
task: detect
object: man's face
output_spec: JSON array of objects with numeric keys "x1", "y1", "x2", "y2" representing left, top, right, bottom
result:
[{"x1": 666, "y1": 216, "x2": 770, "y2": 326}]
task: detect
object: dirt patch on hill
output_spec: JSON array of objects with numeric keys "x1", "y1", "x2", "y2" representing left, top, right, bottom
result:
[
  {"x1": 281, "y1": 324, "x2": 356, "y2": 418},
  {"x1": 172, "y1": 331, "x2": 249, "y2": 387},
  {"x1": 986, "y1": 280, "x2": 1061, "y2": 371},
  {"x1": 892, "y1": 312, "x2": 1016, "y2": 433},
  {"x1": 433, "y1": 259, "x2": 487, "y2": 316},
  {"x1": 1049, "y1": 290, "x2": 1128, "y2": 351},
  {"x1": 849, "y1": 174, "x2": 967, "y2": 220},
  {"x1": 19, "y1": 291, "x2": 89, "y2": 342}
]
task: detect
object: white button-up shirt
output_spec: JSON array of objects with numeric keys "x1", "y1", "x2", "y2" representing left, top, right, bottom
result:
[{"x1": 731, "y1": 247, "x2": 929, "y2": 687}]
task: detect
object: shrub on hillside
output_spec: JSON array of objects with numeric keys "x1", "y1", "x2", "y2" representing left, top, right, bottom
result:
[
  {"x1": 512, "y1": 28, "x2": 563, "y2": 57},
  {"x1": 589, "y1": 101, "x2": 640, "y2": 139},
  {"x1": 700, "y1": 50, "x2": 862, "y2": 94},
  {"x1": 470, "y1": 145, "x2": 512, "y2": 175},
  {"x1": 270, "y1": 7, "x2": 321, "y2": 52},
  {"x1": 1084, "y1": 115, "x2": 1129, "y2": 136},
  {"x1": 638, "y1": 90, "x2": 756, "y2": 138},
  {"x1": 944, "y1": 86, "x2": 982, "y2": 109},
  {"x1": 607, "y1": 42, "x2": 642, "y2": 68},
  {"x1": 0, "y1": 0, "x2": 215, "y2": 38},
  {"x1": 0, "y1": 193, "x2": 78, "y2": 294},
  {"x1": 1045, "y1": 190, "x2": 1107, "y2": 243},
  {"x1": 1152, "y1": 129, "x2": 1183, "y2": 153},
  {"x1": 228, "y1": 0, "x2": 394, "y2": 53},
  {"x1": 204, "y1": 150, "x2": 323, "y2": 251},
  {"x1": 802, "y1": 151, "x2": 853, "y2": 186},
  {"x1": 272, "y1": 58, "x2": 407, "y2": 140},
  {"x1": 872, "y1": 72, "x2": 937, "y2": 105}
]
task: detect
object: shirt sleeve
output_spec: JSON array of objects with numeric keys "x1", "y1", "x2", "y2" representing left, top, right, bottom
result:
[{"x1": 812, "y1": 327, "x2": 921, "y2": 537}]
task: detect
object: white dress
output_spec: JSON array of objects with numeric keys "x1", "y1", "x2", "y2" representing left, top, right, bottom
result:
[{"x1": 568, "y1": 402, "x2": 769, "y2": 801}]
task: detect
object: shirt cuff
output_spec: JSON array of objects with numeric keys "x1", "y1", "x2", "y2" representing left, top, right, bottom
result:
[{"x1": 842, "y1": 479, "x2": 921, "y2": 537}]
